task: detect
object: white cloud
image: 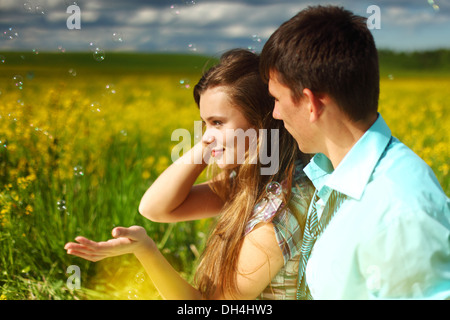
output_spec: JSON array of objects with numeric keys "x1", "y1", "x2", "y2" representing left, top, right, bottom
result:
[
  {"x1": 383, "y1": 5, "x2": 448, "y2": 26},
  {"x1": 0, "y1": 0, "x2": 449, "y2": 53},
  {"x1": 115, "y1": 8, "x2": 160, "y2": 25}
]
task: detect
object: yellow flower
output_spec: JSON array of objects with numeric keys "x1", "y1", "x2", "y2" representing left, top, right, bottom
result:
[
  {"x1": 0, "y1": 294, "x2": 7, "y2": 300},
  {"x1": 17, "y1": 177, "x2": 28, "y2": 190},
  {"x1": 1, "y1": 218, "x2": 9, "y2": 228},
  {"x1": 439, "y1": 163, "x2": 449, "y2": 176},
  {"x1": 11, "y1": 191, "x2": 19, "y2": 202},
  {"x1": 155, "y1": 156, "x2": 169, "y2": 175},
  {"x1": 25, "y1": 204, "x2": 33, "y2": 215},
  {"x1": 143, "y1": 156, "x2": 155, "y2": 168},
  {"x1": 142, "y1": 170, "x2": 151, "y2": 180}
]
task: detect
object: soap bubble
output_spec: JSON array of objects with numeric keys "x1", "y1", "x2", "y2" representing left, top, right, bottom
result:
[
  {"x1": 35, "y1": 5, "x2": 45, "y2": 15},
  {"x1": 93, "y1": 48, "x2": 105, "y2": 61},
  {"x1": 170, "y1": 4, "x2": 181, "y2": 15},
  {"x1": 134, "y1": 272, "x2": 145, "y2": 284},
  {"x1": 428, "y1": 0, "x2": 440, "y2": 11},
  {"x1": 183, "y1": 0, "x2": 196, "y2": 6},
  {"x1": 12, "y1": 75, "x2": 24, "y2": 90},
  {"x1": 187, "y1": 43, "x2": 197, "y2": 52},
  {"x1": 23, "y1": 2, "x2": 45, "y2": 14},
  {"x1": 88, "y1": 42, "x2": 96, "y2": 51},
  {"x1": 266, "y1": 181, "x2": 282, "y2": 197},
  {"x1": 3, "y1": 27, "x2": 18, "y2": 40},
  {"x1": 179, "y1": 79, "x2": 191, "y2": 89},
  {"x1": 68, "y1": 68, "x2": 77, "y2": 77},
  {"x1": 252, "y1": 34, "x2": 262, "y2": 43},
  {"x1": 23, "y1": 2, "x2": 34, "y2": 12},
  {"x1": 0, "y1": 56, "x2": 5, "y2": 64},
  {"x1": 32, "y1": 48, "x2": 39, "y2": 55},
  {"x1": 112, "y1": 32, "x2": 123, "y2": 43},
  {"x1": 248, "y1": 34, "x2": 263, "y2": 53},
  {"x1": 73, "y1": 165, "x2": 84, "y2": 177},
  {"x1": 105, "y1": 83, "x2": 116, "y2": 94},
  {"x1": 57, "y1": 200, "x2": 67, "y2": 212},
  {"x1": 127, "y1": 288, "x2": 139, "y2": 300},
  {"x1": 90, "y1": 102, "x2": 101, "y2": 113}
]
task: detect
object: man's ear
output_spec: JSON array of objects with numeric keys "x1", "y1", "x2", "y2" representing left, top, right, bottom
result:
[{"x1": 302, "y1": 88, "x2": 324, "y2": 123}]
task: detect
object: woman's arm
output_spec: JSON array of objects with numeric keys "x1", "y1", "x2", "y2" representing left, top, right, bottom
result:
[
  {"x1": 65, "y1": 223, "x2": 284, "y2": 300},
  {"x1": 139, "y1": 142, "x2": 224, "y2": 223},
  {"x1": 211, "y1": 222, "x2": 285, "y2": 299},
  {"x1": 64, "y1": 226, "x2": 203, "y2": 299}
]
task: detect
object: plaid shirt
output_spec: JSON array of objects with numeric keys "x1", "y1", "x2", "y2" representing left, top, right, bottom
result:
[{"x1": 245, "y1": 164, "x2": 314, "y2": 300}]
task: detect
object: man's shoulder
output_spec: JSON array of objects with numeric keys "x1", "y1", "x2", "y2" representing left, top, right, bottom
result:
[{"x1": 368, "y1": 136, "x2": 447, "y2": 210}]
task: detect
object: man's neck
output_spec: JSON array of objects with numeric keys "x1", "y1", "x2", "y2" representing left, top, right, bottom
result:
[{"x1": 323, "y1": 113, "x2": 378, "y2": 169}]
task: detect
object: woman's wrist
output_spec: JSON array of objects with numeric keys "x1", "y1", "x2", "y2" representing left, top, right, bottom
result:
[{"x1": 133, "y1": 236, "x2": 158, "y2": 257}]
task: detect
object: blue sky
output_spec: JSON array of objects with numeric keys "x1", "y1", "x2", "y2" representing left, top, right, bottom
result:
[{"x1": 0, "y1": 0, "x2": 449, "y2": 55}]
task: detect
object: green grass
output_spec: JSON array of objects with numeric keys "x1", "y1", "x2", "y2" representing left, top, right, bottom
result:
[
  {"x1": 0, "y1": 50, "x2": 449, "y2": 300},
  {"x1": 0, "y1": 52, "x2": 216, "y2": 300}
]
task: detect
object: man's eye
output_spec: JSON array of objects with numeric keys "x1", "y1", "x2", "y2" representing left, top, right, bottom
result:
[{"x1": 212, "y1": 120, "x2": 222, "y2": 126}]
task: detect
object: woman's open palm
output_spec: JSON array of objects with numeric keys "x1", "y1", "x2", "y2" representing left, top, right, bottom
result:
[{"x1": 64, "y1": 226, "x2": 154, "y2": 262}]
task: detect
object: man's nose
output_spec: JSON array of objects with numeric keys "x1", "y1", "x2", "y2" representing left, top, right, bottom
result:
[{"x1": 272, "y1": 103, "x2": 282, "y2": 120}]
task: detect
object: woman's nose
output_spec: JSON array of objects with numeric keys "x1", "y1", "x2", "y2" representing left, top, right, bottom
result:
[{"x1": 202, "y1": 129, "x2": 216, "y2": 144}]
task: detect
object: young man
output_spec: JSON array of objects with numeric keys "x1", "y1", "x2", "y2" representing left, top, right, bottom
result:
[{"x1": 260, "y1": 5, "x2": 450, "y2": 299}]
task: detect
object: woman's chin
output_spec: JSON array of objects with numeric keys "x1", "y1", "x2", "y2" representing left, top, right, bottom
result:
[{"x1": 216, "y1": 160, "x2": 239, "y2": 170}]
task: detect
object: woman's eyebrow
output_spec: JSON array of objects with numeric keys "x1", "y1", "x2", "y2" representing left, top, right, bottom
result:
[{"x1": 201, "y1": 115, "x2": 226, "y2": 121}]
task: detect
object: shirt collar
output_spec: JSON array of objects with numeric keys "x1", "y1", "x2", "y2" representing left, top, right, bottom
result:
[{"x1": 304, "y1": 114, "x2": 392, "y2": 200}]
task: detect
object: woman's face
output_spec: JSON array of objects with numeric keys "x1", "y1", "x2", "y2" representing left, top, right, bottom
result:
[{"x1": 199, "y1": 87, "x2": 255, "y2": 170}]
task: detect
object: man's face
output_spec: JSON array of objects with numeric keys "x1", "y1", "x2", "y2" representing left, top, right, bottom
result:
[{"x1": 268, "y1": 71, "x2": 315, "y2": 154}]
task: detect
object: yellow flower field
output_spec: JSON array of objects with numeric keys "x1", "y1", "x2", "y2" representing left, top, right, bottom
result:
[{"x1": 0, "y1": 52, "x2": 449, "y2": 299}]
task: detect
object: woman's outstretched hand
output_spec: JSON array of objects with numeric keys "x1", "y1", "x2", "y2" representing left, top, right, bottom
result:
[{"x1": 64, "y1": 226, "x2": 155, "y2": 262}]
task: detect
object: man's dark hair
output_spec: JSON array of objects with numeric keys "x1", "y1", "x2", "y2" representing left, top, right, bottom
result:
[{"x1": 260, "y1": 5, "x2": 379, "y2": 122}]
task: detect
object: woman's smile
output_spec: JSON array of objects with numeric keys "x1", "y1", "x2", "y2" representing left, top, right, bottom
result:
[{"x1": 211, "y1": 148, "x2": 225, "y2": 158}]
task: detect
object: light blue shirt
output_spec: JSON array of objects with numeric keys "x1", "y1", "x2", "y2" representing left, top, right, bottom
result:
[{"x1": 303, "y1": 114, "x2": 450, "y2": 299}]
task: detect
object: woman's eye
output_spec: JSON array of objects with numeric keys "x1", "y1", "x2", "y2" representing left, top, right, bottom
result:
[{"x1": 212, "y1": 120, "x2": 222, "y2": 126}]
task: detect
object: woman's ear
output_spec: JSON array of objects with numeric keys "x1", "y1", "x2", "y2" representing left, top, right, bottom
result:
[{"x1": 302, "y1": 88, "x2": 325, "y2": 123}]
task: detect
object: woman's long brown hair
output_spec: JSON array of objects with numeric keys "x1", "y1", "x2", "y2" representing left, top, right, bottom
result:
[{"x1": 193, "y1": 49, "x2": 309, "y2": 299}]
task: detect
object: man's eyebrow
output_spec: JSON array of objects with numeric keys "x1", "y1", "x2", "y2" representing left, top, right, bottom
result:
[
  {"x1": 268, "y1": 90, "x2": 277, "y2": 99},
  {"x1": 267, "y1": 84, "x2": 277, "y2": 98}
]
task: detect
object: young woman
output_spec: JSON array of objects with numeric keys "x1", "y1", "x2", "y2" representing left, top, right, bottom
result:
[{"x1": 64, "y1": 49, "x2": 314, "y2": 300}]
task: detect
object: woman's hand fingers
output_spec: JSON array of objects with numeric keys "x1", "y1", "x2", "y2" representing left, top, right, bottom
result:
[
  {"x1": 64, "y1": 241, "x2": 107, "y2": 261},
  {"x1": 64, "y1": 226, "x2": 152, "y2": 261},
  {"x1": 64, "y1": 241, "x2": 94, "y2": 252},
  {"x1": 73, "y1": 236, "x2": 100, "y2": 248},
  {"x1": 66, "y1": 248, "x2": 108, "y2": 262}
]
